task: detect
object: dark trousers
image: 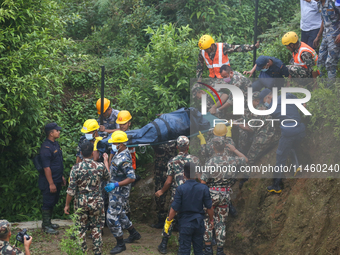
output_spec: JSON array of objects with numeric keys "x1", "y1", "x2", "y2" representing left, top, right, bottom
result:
[
  {"x1": 39, "y1": 176, "x2": 62, "y2": 210},
  {"x1": 178, "y1": 219, "x2": 205, "y2": 255},
  {"x1": 301, "y1": 28, "x2": 320, "y2": 49}
]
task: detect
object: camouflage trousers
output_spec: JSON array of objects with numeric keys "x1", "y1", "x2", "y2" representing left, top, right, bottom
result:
[
  {"x1": 161, "y1": 188, "x2": 176, "y2": 238},
  {"x1": 287, "y1": 65, "x2": 311, "y2": 78},
  {"x1": 107, "y1": 194, "x2": 132, "y2": 238},
  {"x1": 154, "y1": 167, "x2": 169, "y2": 219},
  {"x1": 123, "y1": 199, "x2": 130, "y2": 214},
  {"x1": 318, "y1": 34, "x2": 340, "y2": 79},
  {"x1": 204, "y1": 190, "x2": 230, "y2": 247},
  {"x1": 77, "y1": 207, "x2": 105, "y2": 255}
]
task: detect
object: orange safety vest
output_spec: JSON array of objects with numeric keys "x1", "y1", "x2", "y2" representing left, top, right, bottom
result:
[
  {"x1": 201, "y1": 43, "x2": 230, "y2": 78},
  {"x1": 129, "y1": 147, "x2": 136, "y2": 170},
  {"x1": 293, "y1": 42, "x2": 318, "y2": 69}
]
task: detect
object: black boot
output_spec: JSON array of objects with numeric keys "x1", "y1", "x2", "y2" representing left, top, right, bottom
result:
[
  {"x1": 157, "y1": 237, "x2": 168, "y2": 254},
  {"x1": 49, "y1": 209, "x2": 59, "y2": 229},
  {"x1": 267, "y1": 178, "x2": 282, "y2": 193},
  {"x1": 203, "y1": 244, "x2": 213, "y2": 255},
  {"x1": 42, "y1": 209, "x2": 59, "y2": 234},
  {"x1": 110, "y1": 237, "x2": 126, "y2": 254},
  {"x1": 123, "y1": 227, "x2": 141, "y2": 243},
  {"x1": 229, "y1": 202, "x2": 238, "y2": 217},
  {"x1": 216, "y1": 246, "x2": 226, "y2": 255},
  {"x1": 151, "y1": 215, "x2": 165, "y2": 229}
]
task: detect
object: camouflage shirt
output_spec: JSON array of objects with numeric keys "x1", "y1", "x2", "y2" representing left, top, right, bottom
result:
[
  {"x1": 110, "y1": 148, "x2": 136, "y2": 198},
  {"x1": 153, "y1": 141, "x2": 177, "y2": 171},
  {"x1": 67, "y1": 158, "x2": 110, "y2": 209},
  {"x1": 244, "y1": 103, "x2": 275, "y2": 134},
  {"x1": 166, "y1": 152, "x2": 200, "y2": 191},
  {"x1": 197, "y1": 43, "x2": 256, "y2": 79},
  {"x1": 97, "y1": 109, "x2": 120, "y2": 130},
  {"x1": 202, "y1": 153, "x2": 246, "y2": 188},
  {"x1": 226, "y1": 71, "x2": 252, "y2": 105},
  {"x1": 318, "y1": 0, "x2": 340, "y2": 35},
  {"x1": 0, "y1": 241, "x2": 24, "y2": 255},
  {"x1": 290, "y1": 42, "x2": 315, "y2": 75}
]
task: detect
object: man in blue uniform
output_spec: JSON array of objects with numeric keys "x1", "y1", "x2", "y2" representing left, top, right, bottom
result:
[
  {"x1": 244, "y1": 56, "x2": 289, "y2": 91},
  {"x1": 163, "y1": 162, "x2": 214, "y2": 255},
  {"x1": 259, "y1": 89, "x2": 306, "y2": 193},
  {"x1": 39, "y1": 122, "x2": 66, "y2": 234}
]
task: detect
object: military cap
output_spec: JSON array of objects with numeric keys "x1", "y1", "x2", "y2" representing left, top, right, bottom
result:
[
  {"x1": 252, "y1": 91, "x2": 260, "y2": 100},
  {"x1": 177, "y1": 136, "x2": 189, "y2": 147},
  {"x1": 212, "y1": 136, "x2": 225, "y2": 146},
  {"x1": 0, "y1": 220, "x2": 11, "y2": 237},
  {"x1": 45, "y1": 122, "x2": 62, "y2": 132},
  {"x1": 255, "y1": 56, "x2": 270, "y2": 71}
]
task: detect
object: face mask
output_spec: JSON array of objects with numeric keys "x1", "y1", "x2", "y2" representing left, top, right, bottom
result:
[
  {"x1": 85, "y1": 133, "x2": 93, "y2": 141},
  {"x1": 264, "y1": 102, "x2": 270, "y2": 108},
  {"x1": 111, "y1": 144, "x2": 118, "y2": 153},
  {"x1": 223, "y1": 77, "x2": 231, "y2": 83},
  {"x1": 261, "y1": 68, "x2": 268, "y2": 72}
]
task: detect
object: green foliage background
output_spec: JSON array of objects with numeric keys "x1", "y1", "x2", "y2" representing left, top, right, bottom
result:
[{"x1": 0, "y1": 0, "x2": 339, "y2": 221}]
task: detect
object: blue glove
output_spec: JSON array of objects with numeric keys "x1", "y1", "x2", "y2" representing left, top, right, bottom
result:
[{"x1": 105, "y1": 182, "x2": 119, "y2": 192}]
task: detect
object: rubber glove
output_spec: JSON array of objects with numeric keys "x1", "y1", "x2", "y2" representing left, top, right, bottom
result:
[
  {"x1": 226, "y1": 126, "x2": 232, "y2": 138},
  {"x1": 164, "y1": 217, "x2": 174, "y2": 234},
  {"x1": 105, "y1": 182, "x2": 119, "y2": 192},
  {"x1": 93, "y1": 136, "x2": 103, "y2": 151},
  {"x1": 197, "y1": 131, "x2": 206, "y2": 145}
]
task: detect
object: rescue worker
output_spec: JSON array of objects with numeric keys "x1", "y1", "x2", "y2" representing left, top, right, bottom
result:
[
  {"x1": 155, "y1": 136, "x2": 199, "y2": 254},
  {"x1": 218, "y1": 65, "x2": 252, "y2": 112},
  {"x1": 191, "y1": 84, "x2": 228, "y2": 118},
  {"x1": 64, "y1": 141, "x2": 110, "y2": 255},
  {"x1": 235, "y1": 92, "x2": 279, "y2": 164},
  {"x1": 201, "y1": 137, "x2": 248, "y2": 255},
  {"x1": 197, "y1": 34, "x2": 259, "y2": 80},
  {"x1": 259, "y1": 89, "x2": 306, "y2": 193},
  {"x1": 39, "y1": 122, "x2": 66, "y2": 235},
  {"x1": 151, "y1": 142, "x2": 177, "y2": 229},
  {"x1": 244, "y1": 55, "x2": 289, "y2": 91},
  {"x1": 76, "y1": 119, "x2": 102, "y2": 164},
  {"x1": 96, "y1": 98, "x2": 120, "y2": 133},
  {"x1": 300, "y1": 0, "x2": 322, "y2": 48},
  {"x1": 105, "y1": 131, "x2": 141, "y2": 254},
  {"x1": 163, "y1": 162, "x2": 214, "y2": 255},
  {"x1": 282, "y1": 31, "x2": 319, "y2": 79},
  {"x1": 313, "y1": 0, "x2": 340, "y2": 81}
]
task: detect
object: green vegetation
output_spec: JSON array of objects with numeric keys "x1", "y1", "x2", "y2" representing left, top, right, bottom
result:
[{"x1": 1, "y1": 0, "x2": 339, "y2": 222}]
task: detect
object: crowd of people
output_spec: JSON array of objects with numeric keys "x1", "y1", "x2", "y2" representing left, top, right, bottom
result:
[{"x1": 1, "y1": 1, "x2": 339, "y2": 255}]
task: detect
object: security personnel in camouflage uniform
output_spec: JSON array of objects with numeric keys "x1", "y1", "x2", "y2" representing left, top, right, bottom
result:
[
  {"x1": 191, "y1": 84, "x2": 228, "y2": 119},
  {"x1": 314, "y1": 0, "x2": 340, "y2": 80},
  {"x1": 196, "y1": 34, "x2": 259, "y2": 80},
  {"x1": 237, "y1": 92, "x2": 279, "y2": 164},
  {"x1": 219, "y1": 65, "x2": 252, "y2": 112},
  {"x1": 282, "y1": 31, "x2": 319, "y2": 78},
  {"x1": 155, "y1": 136, "x2": 199, "y2": 254},
  {"x1": 201, "y1": 137, "x2": 248, "y2": 255},
  {"x1": 0, "y1": 220, "x2": 32, "y2": 255},
  {"x1": 104, "y1": 131, "x2": 141, "y2": 254},
  {"x1": 197, "y1": 123, "x2": 235, "y2": 164},
  {"x1": 64, "y1": 141, "x2": 110, "y2": 255},
  {"x1": 151, "y1": 141, "x2": 177, "y2": 229},
  {"x1": 96, "y1": 98, "x2": 120, "y2": 133}
]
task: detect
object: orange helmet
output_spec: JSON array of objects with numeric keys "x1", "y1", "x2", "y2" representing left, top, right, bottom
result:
[{"x1": 96, "y1": 98, "x2": 110, "y2": 114}]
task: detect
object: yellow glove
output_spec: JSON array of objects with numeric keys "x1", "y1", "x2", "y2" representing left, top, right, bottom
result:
[
  {"x1": 93, "y1": 137, "x2": 103, "y2": 151},
  {"x1": 197, "y1": 131, "x2": 206, "y2": 145},
  {"x1": 226, "y1": 126, "x2": 232, "y2": 138},
  {"x1": 164, "y1": 217, "x2": 174, "y2": 234}
]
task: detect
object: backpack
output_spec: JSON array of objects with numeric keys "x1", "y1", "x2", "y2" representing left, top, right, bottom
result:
[{"x1": 32, "y1": 154, "x2": 44, "y2": 175}]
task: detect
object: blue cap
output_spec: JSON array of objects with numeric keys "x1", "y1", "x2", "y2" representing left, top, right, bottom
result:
[
  {"x1": 45, "y1": 122, "x2": 62, "y2": 132},
  {"x1": 259, "y1": 88, "x2": 271, "y2": 103},
  {"x1": 336, "y1": 0, "x2": 340, "y2": 6},
  {"x1": 256, "y1": 56, "x2": 270, "y2": 71}
]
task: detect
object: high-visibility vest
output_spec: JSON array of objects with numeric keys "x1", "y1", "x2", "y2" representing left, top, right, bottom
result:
[
  {"x1": 293, "y1": 42, "x2": 318, "y2": 69},
  {"x1": 201, "y1": 43, "x2": 230, "y2": 78},
  {"x1": 129, "y1": 147, "x2": 136, "y2": 170}
]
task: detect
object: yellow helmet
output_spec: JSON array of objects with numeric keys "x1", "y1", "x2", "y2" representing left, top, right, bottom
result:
[
  {"x1": 108, "y1": 130, "x2": 128, "y2": 143},
  {"x1": 213, "y1": 123, "x2": 228, "y2": 136},
  {"x1": 282, "y1": 31, "x2": 298, "y2": 45},
  {"x1": 81, "y1": 119, "x2": 99, "y2": 133},
  {"x1": 96, "y1": 98, "x2": 110, "y2": 114},
  {"x1": 198, "y1": 35, "x2": 215, "y2": 50},
  {"x1": 116, "y1": 110, "x2": 132, "y2": 124}
]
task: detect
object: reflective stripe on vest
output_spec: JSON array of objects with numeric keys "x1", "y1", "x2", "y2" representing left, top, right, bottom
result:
[
  {"x1": 293, "y1": 42, "x2": 318, "y2": 69},
  {"x1": 201, "y1": 43, "x2": 230, "y2": 78}
]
